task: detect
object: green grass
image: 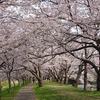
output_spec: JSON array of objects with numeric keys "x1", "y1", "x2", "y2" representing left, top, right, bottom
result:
[
  {"x1": 33, "y1": 81, "x2": 100, "y2": 100},
  {"x1": 1, "y1": 84, "x2": 23, "y2": 100},
  {"x1": 1, "y1": 82, "x2": 30, "y2": 100}
]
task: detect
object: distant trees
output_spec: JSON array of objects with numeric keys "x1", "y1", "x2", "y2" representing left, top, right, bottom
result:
[
  {"x1": 61, "y1": 60, "x2": 74, "y2": 84},
  {"x1": 44, "y1": 56, "x2": 79, "y2": 85}
]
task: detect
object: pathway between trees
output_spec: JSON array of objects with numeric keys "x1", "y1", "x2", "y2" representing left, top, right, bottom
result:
[{"x1": 14, "y1": 83, "x2": 36, "y2": 100}]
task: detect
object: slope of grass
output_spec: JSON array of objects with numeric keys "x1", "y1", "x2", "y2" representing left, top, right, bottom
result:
[
  {"x1": 1, "y1": 81, "x2": 30, "y2": 100},
  {"x1": 33, "y1": 81, "x2": 100, "y2": 100},
  {"x1": 1, "y1": 84, "x2": 23, "y2": 100}
]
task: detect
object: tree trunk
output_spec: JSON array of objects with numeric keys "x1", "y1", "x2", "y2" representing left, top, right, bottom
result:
[
  {"x1": 56, "y1": 78, "x2": 59, "y2": 82},
  {"x1": 84, "y1": 62, "x2": 87, "y2": 90},
  {"x1": 84, "y1": 46, "x2": 87, "y2": 90},
  {"x1": 74, "y1": 76, "x2": 80, "y2": 87},
  {"x1": 60, "y1": 78, "x2": 63, "y2": 83},
  {"x1": 38, "y1": 79, "x2": 43, "y2": 87},
  {"x1": 18, "y1": 80, "x2": 21, "y2": 87},
  {"x1": 97, "y1": 71, "x2": 100, "y2": 91},
  {"x1": 64, "y1": 77, "x2": 68, "y2": 84},
  {"x1": 64, "y1": 69, "x2": 68, "y2": 84},
  {"x1": 73, "y1": 77, "x2": 80, "y2": 87},
  {"x1": 7, "y1": 73, "x2": 11, "y2": 93},
  {"x1": 22, "y1": 79, "x2": 25, "y2": 85},
  {"x1": 97, "y1": 51, "x2": 100, "y2": 91},
  {"x1": 0, "y1": 81, "x2": 2, "y2": 100},
  {"x1": 73, "y1": 65, "x2": 83, "y2": 87},
  {"x1": 12, "y1": 79, "x2": 16, "y2": 89},
  {"x1": 38, "y1": 67, "x2": 43, "y2": 87}
]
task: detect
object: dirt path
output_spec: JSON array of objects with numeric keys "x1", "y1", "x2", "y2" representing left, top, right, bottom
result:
[{"x1": 14, "y1": 83, "x2": 36, "y2": 100}]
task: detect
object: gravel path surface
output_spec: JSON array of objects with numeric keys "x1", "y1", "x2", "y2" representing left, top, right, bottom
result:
[{"x1": 14, "y1": 83, "x2": 36, "y2": 100}]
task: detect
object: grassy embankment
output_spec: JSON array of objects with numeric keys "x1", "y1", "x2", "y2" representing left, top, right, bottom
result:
[
  {"x1": 1, "y1": 80, "x2": 29, "y2": 100},
  {"x1": 33, "y1": 81, "x2": 100, "y2": 100}
]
